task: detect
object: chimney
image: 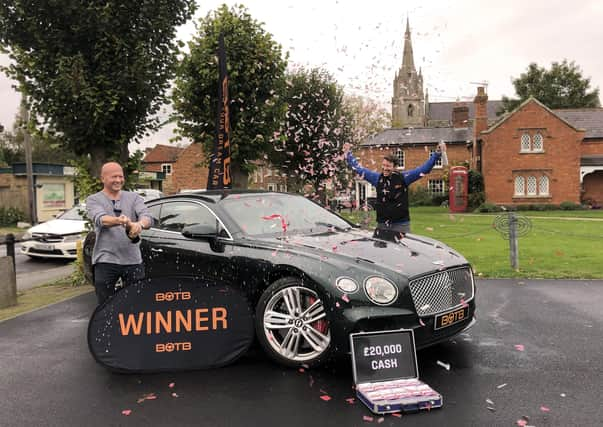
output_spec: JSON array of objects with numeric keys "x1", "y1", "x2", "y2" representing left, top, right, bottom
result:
[
  {"x1": 472, "y1": 87, "x2": 488, "y2": 170},
  {"x1": 452, "y1": 102, "x2": 469, "y2": 128}
]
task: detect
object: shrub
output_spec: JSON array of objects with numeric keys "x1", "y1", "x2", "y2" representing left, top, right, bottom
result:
[
  {"x1": 477, "y1": 202, "x2": 503, "y2": 213},
  {"x1": 560, "y1": 201, "x2": 583, "y2": 210},
  {"x1": 467, "y1": 191, "x2": 485, "y2": 210},
  {"x1": 0, "y1": 206, "x2": 26, "y2": 226},
  {"x1": 408, "y1": 186, "x2": 434, "y2": 207}
]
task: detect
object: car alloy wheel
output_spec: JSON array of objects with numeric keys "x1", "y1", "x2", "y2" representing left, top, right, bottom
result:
[{"x1": 256, "y1": 278, "x2": 331, "y2": 367}]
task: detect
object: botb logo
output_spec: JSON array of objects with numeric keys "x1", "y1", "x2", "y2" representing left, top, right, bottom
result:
[
  {"x1": 155, "y1": 291, "x2": 191, "y2": 302},
  {"x1": 155, "y1": 342, "x2": 192, "y2": 352}
]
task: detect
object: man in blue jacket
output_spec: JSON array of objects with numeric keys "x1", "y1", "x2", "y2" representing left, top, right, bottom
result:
[{"x1": 342, "y1": 142, "x2": 444, "y2": 240}]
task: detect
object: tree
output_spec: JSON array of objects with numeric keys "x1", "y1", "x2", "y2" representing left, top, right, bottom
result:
[
  {"x1": 172, "y1": 4, "x2": 288, "y2": 188},
  {"x1": 274, "y1": 67, "x2": 352, "y2": 197},
  {"x1": 0, "y1": 1, "x2": 196, "y2": 176},
  {"x1": 501, "y1": 60, "x2": 601, "y2": 113}
]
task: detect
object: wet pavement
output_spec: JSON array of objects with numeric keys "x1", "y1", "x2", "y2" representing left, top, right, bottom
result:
[{"x1": 1, "y1": 279, "x2": 602, "y2": 426}]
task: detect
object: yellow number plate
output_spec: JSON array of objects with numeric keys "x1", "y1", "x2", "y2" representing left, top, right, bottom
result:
[{"x1": 434, "y1": 306, "x2": 469, "y2": 330}]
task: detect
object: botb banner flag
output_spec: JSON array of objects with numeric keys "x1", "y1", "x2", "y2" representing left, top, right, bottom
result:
[{"x1": 207, "y1": 33, "x2": 232, "y2": 189}]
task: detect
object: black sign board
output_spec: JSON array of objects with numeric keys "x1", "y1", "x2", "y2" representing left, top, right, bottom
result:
[
  {"x1": 350, "y1": 329, "x2": 418, "y2": 384},
  {"x1": 88, "y1": 276, "x2": 254, "y2": 373}
]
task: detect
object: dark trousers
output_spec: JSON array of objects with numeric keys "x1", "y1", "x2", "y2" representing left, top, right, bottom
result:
[
  {"x1": 373, "y1": 222, "x2": 411, "y2": 242},
  {"x1": 93, "y1": 263, "x2": 145, "y2": 305}
]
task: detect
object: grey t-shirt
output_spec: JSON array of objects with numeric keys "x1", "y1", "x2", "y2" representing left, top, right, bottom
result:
[{"x1": 86, "y1": 190, "x2": 153, "y2": 265}]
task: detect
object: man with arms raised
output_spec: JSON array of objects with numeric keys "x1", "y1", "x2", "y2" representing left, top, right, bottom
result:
[
  {"x1": 342, "y1": 142, "x2": 445, "y2": 241},
  {"x1": 86, "y1": 162, "x2": 153, "y2": 305}
]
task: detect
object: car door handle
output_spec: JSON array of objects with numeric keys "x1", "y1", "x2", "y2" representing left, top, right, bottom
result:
[{"x1": 151, "y1": 248, "x2": 163, "y2": 253}]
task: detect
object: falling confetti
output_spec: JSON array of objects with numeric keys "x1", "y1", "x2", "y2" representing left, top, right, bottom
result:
[
  {"x1": 486, "y1": 398, "x2": 495, "y2": 406},
  {"x1": 121, "y1": 410, "x2": 132, "y2": 416},
  {"x1": 377, "y1": 417, "x2": 385, "y2": 423},
  {"x1": 497, "y1": 383, "x2": 507, "y2": 389},
  {"x1": 436, "y1": 360, "x2": 450, "y2": 370},
  {"x1": 363, "y1": 415, "x2": 374, "y2": 422},
  {"x1": 391, "y1": 413, "x2": 402, "y2": 418},
  {"x1": 345, "y1": 397, "x2": 355, "y2": 404},
  {"x1": 171, "y1": 392, "x2": 179, "y2": 398},
  {"x1": 540, "y1": 406, "x2": 550, "y2": 412},
  {"x1": 320, "y1": 395, "x2": 332, "y2": 402},
  {"x1": 341, "y1": 294, "x2": 350, "y2": 303},
  {"x1": 419, "y1": 318, "x2": 426, "y2": 327},
  {"x1": 514, "y1": 344, "x2": 525, "y2": 352},
  {"x1": 169, "y1": 382, "x2": 175, "y2": 389}
]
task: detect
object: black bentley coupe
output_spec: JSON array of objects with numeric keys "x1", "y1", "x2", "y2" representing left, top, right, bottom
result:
[{"x1": 84, "y1": 190, "x2": 476, "y2": 368}]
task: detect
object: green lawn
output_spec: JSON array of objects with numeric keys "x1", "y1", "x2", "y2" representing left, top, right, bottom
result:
[{"x1": 341, "y1": 207, "x2": 603, "y2": 279}]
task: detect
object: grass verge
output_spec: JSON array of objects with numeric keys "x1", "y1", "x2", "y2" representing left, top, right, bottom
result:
[
  {"x1": 341, "y1": 207, "x2": 603, "y2": 279},
  {"x1": 0, "y1": 276, "x2": 92, "y2": 322}
]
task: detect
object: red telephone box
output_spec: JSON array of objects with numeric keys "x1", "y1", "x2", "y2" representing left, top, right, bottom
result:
[{"x1": 449, "y1": 166, "x2": 468, "y2": 213}]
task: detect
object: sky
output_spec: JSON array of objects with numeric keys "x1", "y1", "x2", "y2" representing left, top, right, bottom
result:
[{"x1": 1, "y1": 0, "x2": 602, "y2": 150}]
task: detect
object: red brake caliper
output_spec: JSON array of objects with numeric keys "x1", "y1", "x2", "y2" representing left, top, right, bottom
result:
[{"x1": 308, "y1": 296, "x2": 328, "y2": 334}]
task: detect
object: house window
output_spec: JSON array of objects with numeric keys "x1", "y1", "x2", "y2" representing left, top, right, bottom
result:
[
  {"x1": 161, "y1": 164, "x2": 172, "y2": 175},
  {"x1": 520, "y1": 133, "x2": 531, "y2": 152},
  {"x1": 407, "y1": 104, "x2": 414, "y2": 117},
  {"x1": 514, "y1": 176, "x2": 525, "y2": 195},
  {"x1": 267, "y1": 183, "x2": 277, "y2": 192},
  {"x1": 395, "y1": 148, "x2": 405, "y2": 169},
  {"x1": 539, "y1": 176, "x2": 549, "y2": 195},
  {"x1": 428, "y1": 179, "x2": 445, "y2": 194},
  {"x1": 526, "y1": 176, "x2": 537, "y2": 195},
  {"x1": 430, "y1": 150, "x2": 443, "y2": 168},
  {"x1": 533, "y1": 133, "x2": 544, "y2": 151},
  {"x1": 279, "y1": 184, "x2": 287, "y2": 192}
]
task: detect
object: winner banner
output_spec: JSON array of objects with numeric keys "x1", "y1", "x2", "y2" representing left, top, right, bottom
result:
[{"x1": 88, "y1": 276, "x2": 254, "y2": 372}]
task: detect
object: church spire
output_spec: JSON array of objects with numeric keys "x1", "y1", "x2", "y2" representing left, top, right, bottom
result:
[{"x1": 402, "y1": 16, "x2": 415, "y2": 72}]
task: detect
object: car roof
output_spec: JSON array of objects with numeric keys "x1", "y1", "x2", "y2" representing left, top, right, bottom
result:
[{"x1": 156, "y1": 189, "x2": 287, "y2": 204}]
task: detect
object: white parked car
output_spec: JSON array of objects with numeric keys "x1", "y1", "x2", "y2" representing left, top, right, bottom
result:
[{"x1": 21, "y1": 205, "x2": 88, "y2": 260}]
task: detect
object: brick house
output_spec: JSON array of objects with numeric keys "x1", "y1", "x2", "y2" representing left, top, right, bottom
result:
[
  {"x1": 141, "y1": 144, "x2": 185, "y2": 194},
  {"x1": 478, "y1": 98, "x2": 603, "y2": 206}
]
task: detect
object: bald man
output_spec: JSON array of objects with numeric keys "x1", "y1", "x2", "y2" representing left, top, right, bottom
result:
[{"x1": 86, "y1": 162, "x2": 153, "y2": 305}]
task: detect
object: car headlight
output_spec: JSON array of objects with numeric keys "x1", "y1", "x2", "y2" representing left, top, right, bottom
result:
[
  {"x1": 336, "y1": 277, "x2": 358, "y2": 294},
  {"x1": 63, "y1": 233, "x2": 84, "y2": 243},
  {"x1": 364, "y1": 276, "x2": 398, "y2": 306}
]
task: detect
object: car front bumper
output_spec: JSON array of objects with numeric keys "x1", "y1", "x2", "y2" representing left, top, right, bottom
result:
[{"x1": 20, "y1": 240, "x2": 80, "y2": 259}]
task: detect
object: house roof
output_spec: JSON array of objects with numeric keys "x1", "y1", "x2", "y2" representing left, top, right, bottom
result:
[
  {"x1": 481, "y1": 97, "x2": 584, "y2": 135},
  {"x1": 427, "y1": 100, "x2": 504, "y2": 123},
  {"x1": 142, "y1": 144, "x2": 186, "y2": 163},
  {"x1": 360, "y1": 127, "x2": 472, "y2": 147},
  {"x1": 554, "y1": 109, "x2": 603, "y2": 139}
]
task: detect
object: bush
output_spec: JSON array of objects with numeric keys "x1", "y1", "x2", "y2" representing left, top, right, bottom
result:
[
  {"x1": 468, "y1": 169, "x2": 484, "y2": 193},
  {"x1": 408, "y1": 186, "x2": 434, "y2": 207},
  {"x1": 467, "y1": 191, "x2": 485, "y2": 210},
  {"x1": 559, "y1": 201, "x2": 583, "y2": 210},
  {"x1": 0, "y1": 206, "x2": 26, "y2": 226},
  {"x1": 477, "y1": 202, "x2": 503, "y2": 213},
  {"x1": 515, "y1": 204, "x2": 557, "y2": 211}
]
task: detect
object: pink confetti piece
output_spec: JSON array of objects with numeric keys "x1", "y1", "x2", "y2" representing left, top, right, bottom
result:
[
  {"x1": 335, "y1": 302, "x2": 341, "y2": 308},
  {"x1": 320, "y1": 395, "x2": 332, "y2": 402},
  {"x1": 497, "y1": 383, "x2": 507, "y2": 389},
  {"x1": 121, "y1": 410, "x2": 132, "y2": 416},
  {"x1": 363, "y1": 415, "x2": 374, "y2": 422},
  {"x1": 378, "y1": 417, "x2": 385, "y2": 423},
  {"x1": 341, "y1": 294, "x2": 350, "y2": 303},
  {"x1": 168, "y1": 382, "x2": 175, "y2": 388},
  {"x1": 391, "y1": 413, "x2": 402, "y2": 418},
  {"x1": 516, "y1": 420, "x2": 528, "y2": 427},
  {"x1": 540, "y1": 406, "x2": 550, "y2": 412},
  {"x1": 171, "y1": 392, "x2": 179, "y2": 398},
  {"x1": 298, "y1": 368, "x2": 305, "y2": 373},
  {"x1": 345, "y1": 398, "x2": 355, "y2": 404},
  {"x1": 419, "y1": 318, "x2": 426, "y2": 327},
  {"x1": 514, "y1": 344, "x2": 525, "y2": 352}
]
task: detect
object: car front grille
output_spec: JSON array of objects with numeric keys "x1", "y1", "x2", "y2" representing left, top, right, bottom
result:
[
  {"x1": 408, "y1": 266, "x2": 474, "y2": 317},
  {"x1": 32, "y1": 233, "x2": 65, "y2": 243}
]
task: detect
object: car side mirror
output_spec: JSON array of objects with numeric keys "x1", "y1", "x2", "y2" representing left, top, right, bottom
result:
[{"x1": 182, "y1": 224, "x2": 218, "y2": 239}]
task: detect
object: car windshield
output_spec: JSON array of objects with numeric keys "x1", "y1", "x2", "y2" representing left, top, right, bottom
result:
[
  {"x1": 57, "y1": 206, "x2": 86, "y2": 221},
  {"x1": 221, "y1": 194, "x2": 352, "y2": 236}
]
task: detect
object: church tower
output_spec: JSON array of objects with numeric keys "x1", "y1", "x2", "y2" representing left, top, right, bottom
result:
[{"x1": 392, "y1": 18, "x2": 425, "y2": 127}]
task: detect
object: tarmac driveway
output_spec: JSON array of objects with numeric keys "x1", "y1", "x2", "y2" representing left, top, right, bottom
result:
[{"x1": 1, "y1": 279, "x2": 602, "y2": 426}]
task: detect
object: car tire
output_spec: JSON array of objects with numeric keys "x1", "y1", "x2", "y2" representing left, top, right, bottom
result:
[{"x1": 255, "y1": 277, "x2": 333, "y2": 368}]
